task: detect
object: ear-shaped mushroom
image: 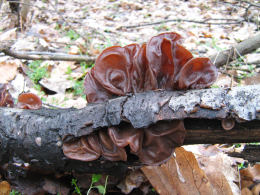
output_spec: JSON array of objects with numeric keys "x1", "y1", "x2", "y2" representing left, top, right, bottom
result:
[
  {"x1": 178, "y1": 57, "x2": 218, "y2": 89},
  {"x1": 108, "y1": 125, "x2": 143, "y2": 153},
  {"x1": 17, "y1": 93, "x2": 42, "y2": 110},
  {"x1": 84, "y1": 69, "x2": 113, "y2": 103},
  {"x1": 133, "y1": 43, "x2": 157, "y2": 91},
  {"x1": 134, "y1": 120, "x2": 186, "y2": 165},
  {"x1": 99, "y1": 130, "x2": 127, "y2": 161},
  {"x1": 0, "y1": 84, "x2": 14, "y2": 107},
  {"x1": 92, "y1": 46, "x2": 132, "y2": 95},
  {"x1": 63, "y1": 134, "x2": 101, "y2": 161},
  {"x1": 145, "y1": 32, "x2": 193, "y2": 89}
]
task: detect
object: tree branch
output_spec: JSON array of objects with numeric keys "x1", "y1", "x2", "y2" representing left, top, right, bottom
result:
[
  {"x1": 0, "y1": 85, "x2": 259, "y2": 175},
  {"x1": 210, "y1": 33, "x2": 260, "y2": 67},
  {"x1": 0, "y1": 49, "x2": 96, "y2": 63}
]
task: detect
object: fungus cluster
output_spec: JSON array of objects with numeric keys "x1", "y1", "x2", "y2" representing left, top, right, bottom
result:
[{"x1": 63, "y1": 32, "x2": 218, "y2": 165}]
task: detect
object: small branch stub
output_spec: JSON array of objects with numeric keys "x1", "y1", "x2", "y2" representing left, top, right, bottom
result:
[{"x1": 221, "y1": 118, "x2": 235, "y2": 130}]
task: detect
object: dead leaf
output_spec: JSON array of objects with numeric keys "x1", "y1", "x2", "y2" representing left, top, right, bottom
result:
[
  {"x1": 0, "y1": 181, "x2": 11, "y2": 195},
  {"x1": 142, "y1": 147, "x2": 213, "y2": 195},
  {"x1": 240, "y1": 164, "x2": 260, "y2": 189},
  {"x1": 185, "y1": 145, "x2": 240, "y2": 194},
  {"x1": 252, "y1": 183, "x2": 260, "y2": 195},
  {"x1": 0, "y1": 61, "x2": 18, "y2": 83},
  {"x1": 43, "y1": 178, "x2": 70, "y2": 195},
  {"x1": 202, "y1": 32, "x2": 212, "y2": 38},
  {"x1": 39, "y1": 61, "x2": 76, "y2": 94},
  {"x1": 241, "y1": 188, "x2": 253, "y2": 195},
  {"x1": 242, "y1": 73, "x2": 260, "y2": 86},
  {"x1": 117, "y1": 170, "x2": 147, "y2": 194}
]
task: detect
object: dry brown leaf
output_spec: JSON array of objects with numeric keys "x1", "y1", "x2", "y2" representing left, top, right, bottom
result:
[
  {"x1": 252, "y1": 183, "x2": 260, "y2": 195},
  {"x1": 142, "y1": 146, "x2": 239, "y2": 195},
  {"x1": 241, "y1": 187, "x2": 253, "y2": 195},
  {"x1": 39, "y1": 61, "x2": 76, "y2": 94},
  {"x1": 43, "y1": 178, "x2": 70, "y2": 195},
  {"x1": 242, "y1": 73, "x2": 260, "y2": 86},
  {"x1": 141, "y1": 159, "x2": 178, "y2": 195},
  {"x1": 184, "y1": 145, "x2": 240, "y2": 194},
  {"x1": 198, "y1": 153, "x2": 238, "y2": 195},
  {"x1": 0, "y1": 61, "x2": 18, "y2": 83},
  {"x1": 240, "y1": 164, "x2": 260, "y2": 189},
  {"x1": 142, "y1": 147, "x2": 213, "y2": 195},
  {"x1": 117, "y1": 170, "x2": 147, "y2": 194},
  {"x1": 202, "y1": 32, "x2": 212, "y2": 38},
  {"x1": 0, "y1": 181, "x2": 11, "y2": 195}
]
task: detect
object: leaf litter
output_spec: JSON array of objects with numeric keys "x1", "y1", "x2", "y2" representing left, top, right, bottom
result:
[{"x1": 0, "y1": 0, "x2": 259, "y2": 194}]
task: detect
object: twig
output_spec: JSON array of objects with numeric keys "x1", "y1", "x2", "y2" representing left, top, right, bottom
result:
[
  {"x1": 0, "y1": 49, "x2": 95, "y2": 63},
  {"x1": 119, "y1": 18, "x2": 244, "y2": 29},
  {"x1": 210, "y1": 33, "x2": 260, "y2": 67},
  {"x1": 225, "y1": 66, "x2": 252, "y2": 73},
  {"x1": 241, "y1": 0, "x2": 260, "y2": 8},
  {"x1": 42, "y1": 102, "x2": 67, "y2": 109},
  {"x1": 218, "y1": 69, "x2": 240, "y2": 79}
]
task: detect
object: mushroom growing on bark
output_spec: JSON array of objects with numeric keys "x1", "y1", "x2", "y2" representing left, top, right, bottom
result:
[
  {"x1": 63, "y1": 32, "x2": 218, "y2": 165},
  {"x1": 17, "y1": 92, "x2": 42, "y2": 110}
]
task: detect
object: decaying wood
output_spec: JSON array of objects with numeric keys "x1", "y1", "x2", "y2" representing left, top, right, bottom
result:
[{"x1": 0, "y1": 85, "x2": 259, "y2": 175}]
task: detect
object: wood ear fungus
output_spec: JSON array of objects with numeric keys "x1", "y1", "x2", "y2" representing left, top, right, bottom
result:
[
  {"x1": 17, "y1": 93, "x2": 42, "y2": 110},
  {"x1": 63, "y1": 32, "x2": 217, "y2": 165}
]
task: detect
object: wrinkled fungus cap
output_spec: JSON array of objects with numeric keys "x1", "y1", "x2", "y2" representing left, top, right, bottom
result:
[
  {"x1": 64, "y1": 32, "x2": 218, "y2": 165},
  {"x1": 17, "y1": 93, "x2": 42, "y2": 110},
  {"x1": 63, "y1": 134, "x2": 101, "y2": 161}
]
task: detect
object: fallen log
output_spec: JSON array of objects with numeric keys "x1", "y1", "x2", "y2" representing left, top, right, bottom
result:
[
  {"x1": 0, "y1": 85, "x2": 259, "y2": 176},
  {"x1": 227, "y1": 144, "x2": 260, "y2": 163}
]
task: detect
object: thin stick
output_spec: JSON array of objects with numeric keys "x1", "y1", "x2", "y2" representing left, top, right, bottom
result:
[
  {"x1": 0, "y1": 49, "x2": 95, "y2": 63},
  {"x1": 120, "y1": 18, "x2": 244, "y2": 29}
]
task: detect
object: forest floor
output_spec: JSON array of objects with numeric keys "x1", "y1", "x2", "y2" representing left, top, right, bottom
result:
[{"x1": 0, "y1": 0, "x2": 260, "y2": 194}]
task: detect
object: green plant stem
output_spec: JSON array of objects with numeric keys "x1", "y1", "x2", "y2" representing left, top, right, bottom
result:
[
  {"x1": 86, "y1": 182, "x2": 93, "y2": 195},
  {"x1": 103, "y1": 175, "x2": 109, "y2": 195}
]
